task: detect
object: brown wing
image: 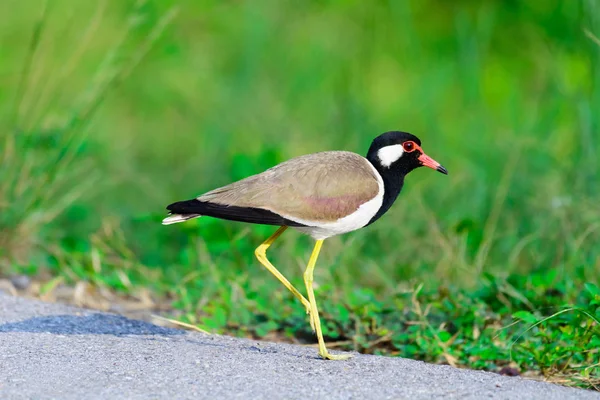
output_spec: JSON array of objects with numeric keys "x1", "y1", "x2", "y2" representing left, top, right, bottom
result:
[{"x1": 197, "y1": 151, "x2": 381, "y2": 223}]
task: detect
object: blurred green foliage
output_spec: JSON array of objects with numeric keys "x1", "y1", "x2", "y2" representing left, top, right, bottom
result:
[{"x1": 1, "y1": 0, "x2": 599, "y2": 388}]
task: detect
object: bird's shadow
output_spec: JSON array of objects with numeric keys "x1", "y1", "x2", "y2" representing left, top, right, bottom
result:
[
  {"x1": 0, "y1": 312, "x2": 324, "y2": 359},
  {"x1": 0, "y1": 313, "x2": 185, "y2": 336}
]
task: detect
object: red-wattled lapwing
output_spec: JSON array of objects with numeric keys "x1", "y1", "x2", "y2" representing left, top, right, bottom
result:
[{"x1": 163, "y1": 131, "x2": 447, "y2": 360}]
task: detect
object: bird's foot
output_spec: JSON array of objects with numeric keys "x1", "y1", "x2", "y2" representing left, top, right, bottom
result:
[{"x1": 319, "y1": 351, "x2": 353, "y2": 361}]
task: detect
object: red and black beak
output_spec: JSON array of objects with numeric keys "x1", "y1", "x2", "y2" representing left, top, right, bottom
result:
[{"x1": 418, "y1": 152, "x2": 448, "y2": 175}]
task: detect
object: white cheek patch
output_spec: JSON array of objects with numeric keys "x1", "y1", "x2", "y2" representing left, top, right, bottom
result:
[{"x1": 377, "y1": 144, "x2": 405, "y2": 168}]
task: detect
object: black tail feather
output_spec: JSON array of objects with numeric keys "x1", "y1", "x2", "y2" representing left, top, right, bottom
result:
[{"x1": 166, "y1": 199, "x2": 305, "y2": 227}]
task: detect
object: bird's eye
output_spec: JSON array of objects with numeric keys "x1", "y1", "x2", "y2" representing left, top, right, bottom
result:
[{"x1": 402, "y1": 141, "x2": 415, "y2": 152}]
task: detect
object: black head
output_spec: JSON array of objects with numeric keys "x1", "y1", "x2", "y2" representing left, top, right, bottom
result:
[
  {"x1": 366, "y1": 131, "x2": 448, "y2": 176},
  {"x1": 364, "y1": 131, "x2": 448, "y2": 227}
]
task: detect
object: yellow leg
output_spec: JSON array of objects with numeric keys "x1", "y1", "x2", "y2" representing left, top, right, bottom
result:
[
  {"x1": 303, "y1": 239, "x2": 352, "y2": 361},
  {"x1": 255, "y1": 226, "x2": 314, "y2": 330}
]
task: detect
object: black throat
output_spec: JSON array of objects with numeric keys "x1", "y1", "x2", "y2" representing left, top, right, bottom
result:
[{"x1": 365, "y1": 156, "x2": 408, "y2": 226}]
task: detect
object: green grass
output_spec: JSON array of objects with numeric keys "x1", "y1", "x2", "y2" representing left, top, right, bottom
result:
[{"x1": 1, "y1": 0, "x2": 599, "y2": 389}]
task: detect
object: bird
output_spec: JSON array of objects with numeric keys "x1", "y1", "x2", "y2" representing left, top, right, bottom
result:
[{"x1": 162, "y1": 131, "x2": 447, "y2": 360}]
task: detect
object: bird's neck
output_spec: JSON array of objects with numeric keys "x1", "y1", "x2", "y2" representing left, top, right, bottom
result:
[{"x1": 366, "y1": 159, "x2": 406, "y2": 226}]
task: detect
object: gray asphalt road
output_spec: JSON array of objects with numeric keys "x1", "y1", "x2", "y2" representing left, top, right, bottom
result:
[{"x1": 0, "y1": 292, "x2": 597, "y2": 400}]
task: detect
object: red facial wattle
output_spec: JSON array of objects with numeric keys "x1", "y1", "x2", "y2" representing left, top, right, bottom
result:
[{"x1": 403, "y1": 141, "x2": 448, "y2": 175}]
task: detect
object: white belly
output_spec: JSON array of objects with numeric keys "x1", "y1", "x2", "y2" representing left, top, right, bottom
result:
[{"x1": 291, "y1": 193, "x2": 384, "y2": 239}]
